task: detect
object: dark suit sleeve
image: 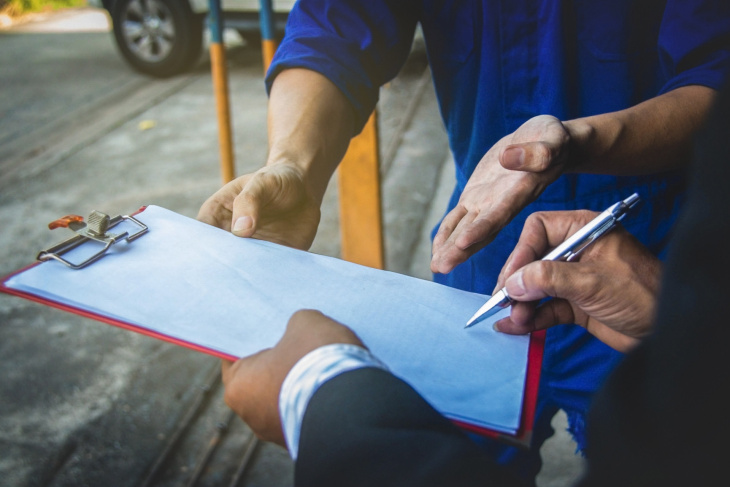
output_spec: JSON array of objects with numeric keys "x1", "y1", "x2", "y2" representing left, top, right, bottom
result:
[
  {"x1": 577, "y1": 80, "x2": 730, "y2": 487},
  {"x1": 295, "y1": 367, "x2": 527, "y2": 487}
]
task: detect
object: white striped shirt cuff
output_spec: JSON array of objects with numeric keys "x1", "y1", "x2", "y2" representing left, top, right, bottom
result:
[{"x1": 279, "y1": 343, "x2": 388, "y2": 459}]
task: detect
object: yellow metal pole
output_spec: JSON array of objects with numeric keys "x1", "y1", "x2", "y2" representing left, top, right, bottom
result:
[
  {"x1": 208, "y1": 0, "x2": 235, "y2": 184},
  {"x1": 338, "y1": 112, "x2": 385, "y2": 269},
  {"x1": 210, "y1": 44, "x2": 235, "y2": 183},
  {"x1": 262, "y1": 40, "x2": 277, "y2": 72},
  {"x1": 259, "y1": 0, "x2": 277, "y2": 73}
]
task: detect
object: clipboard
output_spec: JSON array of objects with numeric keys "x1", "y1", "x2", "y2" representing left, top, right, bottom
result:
[{"x1": 1, "y1": 205, "x2": 544, "y2": 447}]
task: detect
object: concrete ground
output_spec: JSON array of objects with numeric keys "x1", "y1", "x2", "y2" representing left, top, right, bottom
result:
[{"x1": 0, "y1": 7, "x2": 584, "y2": 487}]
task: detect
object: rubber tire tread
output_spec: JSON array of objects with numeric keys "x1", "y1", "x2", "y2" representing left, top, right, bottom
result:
[{"x1": 111, "y1": 0, "x2": 204, "y2": 78}]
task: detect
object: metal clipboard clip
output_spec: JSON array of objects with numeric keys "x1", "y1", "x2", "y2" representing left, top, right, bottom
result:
[{"x1": 37, "y1": 210, "x2": 148, "y2": 269}]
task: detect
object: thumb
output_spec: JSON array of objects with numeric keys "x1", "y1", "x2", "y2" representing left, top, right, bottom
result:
[
  {"x1": 500, "y1": 141, "x2": 562, "y2": 172},
  {"x1": 231, "y1": 173, "x2": 272, "y2": 237},
  {"x1": 504, "y1": 261, "x2": 599, "y2": 305}
]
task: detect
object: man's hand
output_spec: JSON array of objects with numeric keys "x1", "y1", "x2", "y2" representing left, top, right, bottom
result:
[
  {"x1": 221, "y1": 310, "x2": 364, "y2": 446},
  {"x1": 493, "y1": 211, "x2": 661, "y2": 352},
  {"x1": 197, "y1": 164, "x2": 321, "y2": 250},
  {"x1": 197, "y1": 69, "x2": 357, "y2": 250},
  {"x1": 431, "y1": 115, "x2": 570, "y2": 274},
  {"x1": 431, "y1": 87, "x2": 716, "y2": 275}
]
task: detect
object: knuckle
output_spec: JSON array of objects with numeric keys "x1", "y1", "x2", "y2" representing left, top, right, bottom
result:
[
  {"x1": 575, "y1": 209, "x2": 599, "y2": 225},
  {"x1": 524, "y1": 212, "x2": 545, "y2": 227},
  {"x1": 435, "y1": 224, "x2": 451, "y2": 238},
  {"x1": 533, "y1": 262, "x2": 552, "y2": 288},
  {"x1": 288, "y1": 309, "x2": 306, "y2": 327},
  {"x1": 527, "y1": 262, "x2": 558, "y2": 297},
  {"x1": 288, "y1": 309, "x2": 318, "y2": 329},
  {"x1": 546, "y1": 299, "x2": 566, "y2": 325},
  {"x1": 234, "y1": 189, "x2": 259, "y2": 209},
  {"x1": 582, "y1": 270, "x2": 604, "y2": 295},
  {"x1": 535, "y1": 143, "x2": 553, "y2": 168},
  {"x1": 223, "y1": 387, "x2": 237, "y2": 410}
]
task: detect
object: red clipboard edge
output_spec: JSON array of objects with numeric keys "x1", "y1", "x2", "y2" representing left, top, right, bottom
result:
[
  {"x1": 1, "y1": 202, "x2": 544, "y2": 443},
  {"x1": 0, "y1": 276, "x2": 238, "y2": 363},
  {"x1": 3, "y1": 263, "x2": 544, "y2": 445},
  {"x1": 451, "y1": 329, "x2": 545, "y2": 448},
  {"x1": 4, "y1": 261, "x2": 544, "y2": 445},
  {"x1": 0, "y1": 205, "x2": 240, "y2": 362}
]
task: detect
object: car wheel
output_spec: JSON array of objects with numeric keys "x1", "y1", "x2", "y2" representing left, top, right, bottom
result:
[{"x1": 111, "y1": 0, "x2": 204, "y2": 78}]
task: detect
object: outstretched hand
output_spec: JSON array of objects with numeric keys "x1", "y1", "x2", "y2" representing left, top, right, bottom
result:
[
  {"x1": 197, "y1": 164, "x2": 321, "y2": 250},
  {"x1": 431, "y1": 115, "x2": 571, "y2": 274},
  {"x1": 221, "y1": 310, "x2": 364, "y2": 446},
  {"x1": 493, "y1": 210, "x2": 661, "y2": 352}
]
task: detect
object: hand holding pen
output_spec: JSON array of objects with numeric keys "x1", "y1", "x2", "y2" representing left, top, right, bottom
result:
[{"x1": 466, "y1": 194, "x2": 660, "y2": 352}]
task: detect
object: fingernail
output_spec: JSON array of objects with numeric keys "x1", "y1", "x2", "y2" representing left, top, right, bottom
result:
[
  {"x1": 505, "y1": 269, "x2": 526, "y2": 298},
  {"x1": 493, "y1": 322, "x2": 501, "y2": 333},
  {"x1": 504, "y1": 147, "x2": 525, "y2": 168},
  {"x1": 233, "y1": 216, "x2": 253, "y2": 233}
]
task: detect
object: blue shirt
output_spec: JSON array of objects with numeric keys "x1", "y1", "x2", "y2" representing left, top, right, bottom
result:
[{"x1": 267, "y1": 0, "x2": 730, "y2": 294}]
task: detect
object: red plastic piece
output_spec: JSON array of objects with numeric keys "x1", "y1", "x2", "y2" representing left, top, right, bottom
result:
[{"x1": 48, "y1": 215, "x2": 84, "y2": 230}]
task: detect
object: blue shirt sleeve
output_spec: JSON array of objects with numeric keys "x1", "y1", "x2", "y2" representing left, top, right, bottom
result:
[
  {"x1": 265, "y1": 0, "x2": 420, "y2": 133},
  {"x1": 658, "y1": 0, "x2": 730, "y2": 93}
]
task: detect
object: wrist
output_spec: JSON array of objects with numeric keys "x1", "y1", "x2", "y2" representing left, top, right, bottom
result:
[
  {"x1": 562, "y1": 118, "x2": 604, "y2": 173},
  {"x1": 267, "y1": 69, "x2": 354, "y2": 204},
  {"x1": 279, "y1": 343, "x2": 387, "y2": 459},
  {"x1": 264, "y1": 155, "x2": 328, "y2": 205}
]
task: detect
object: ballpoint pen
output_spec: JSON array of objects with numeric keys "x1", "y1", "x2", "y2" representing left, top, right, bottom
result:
[{"x1": 465, "y1": 193, "x2": 641, "y2": 328}]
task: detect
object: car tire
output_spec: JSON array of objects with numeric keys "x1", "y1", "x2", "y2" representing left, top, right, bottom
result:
[{"x1": 111, "y1": 0, "x2": 204, "y2": 78}]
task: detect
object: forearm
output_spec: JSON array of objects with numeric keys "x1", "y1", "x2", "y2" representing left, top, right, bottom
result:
[
  {"x1": 267, "y1": 68, "x2": 356, "y2": 204},
  {"x1": 564, "y1": 85, "x2": 717, "y2": 175}
]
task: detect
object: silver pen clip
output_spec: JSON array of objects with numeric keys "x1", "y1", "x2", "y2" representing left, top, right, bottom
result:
[{"x1": 563, "y1": 194, "x2": 638, "y2": 261}]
